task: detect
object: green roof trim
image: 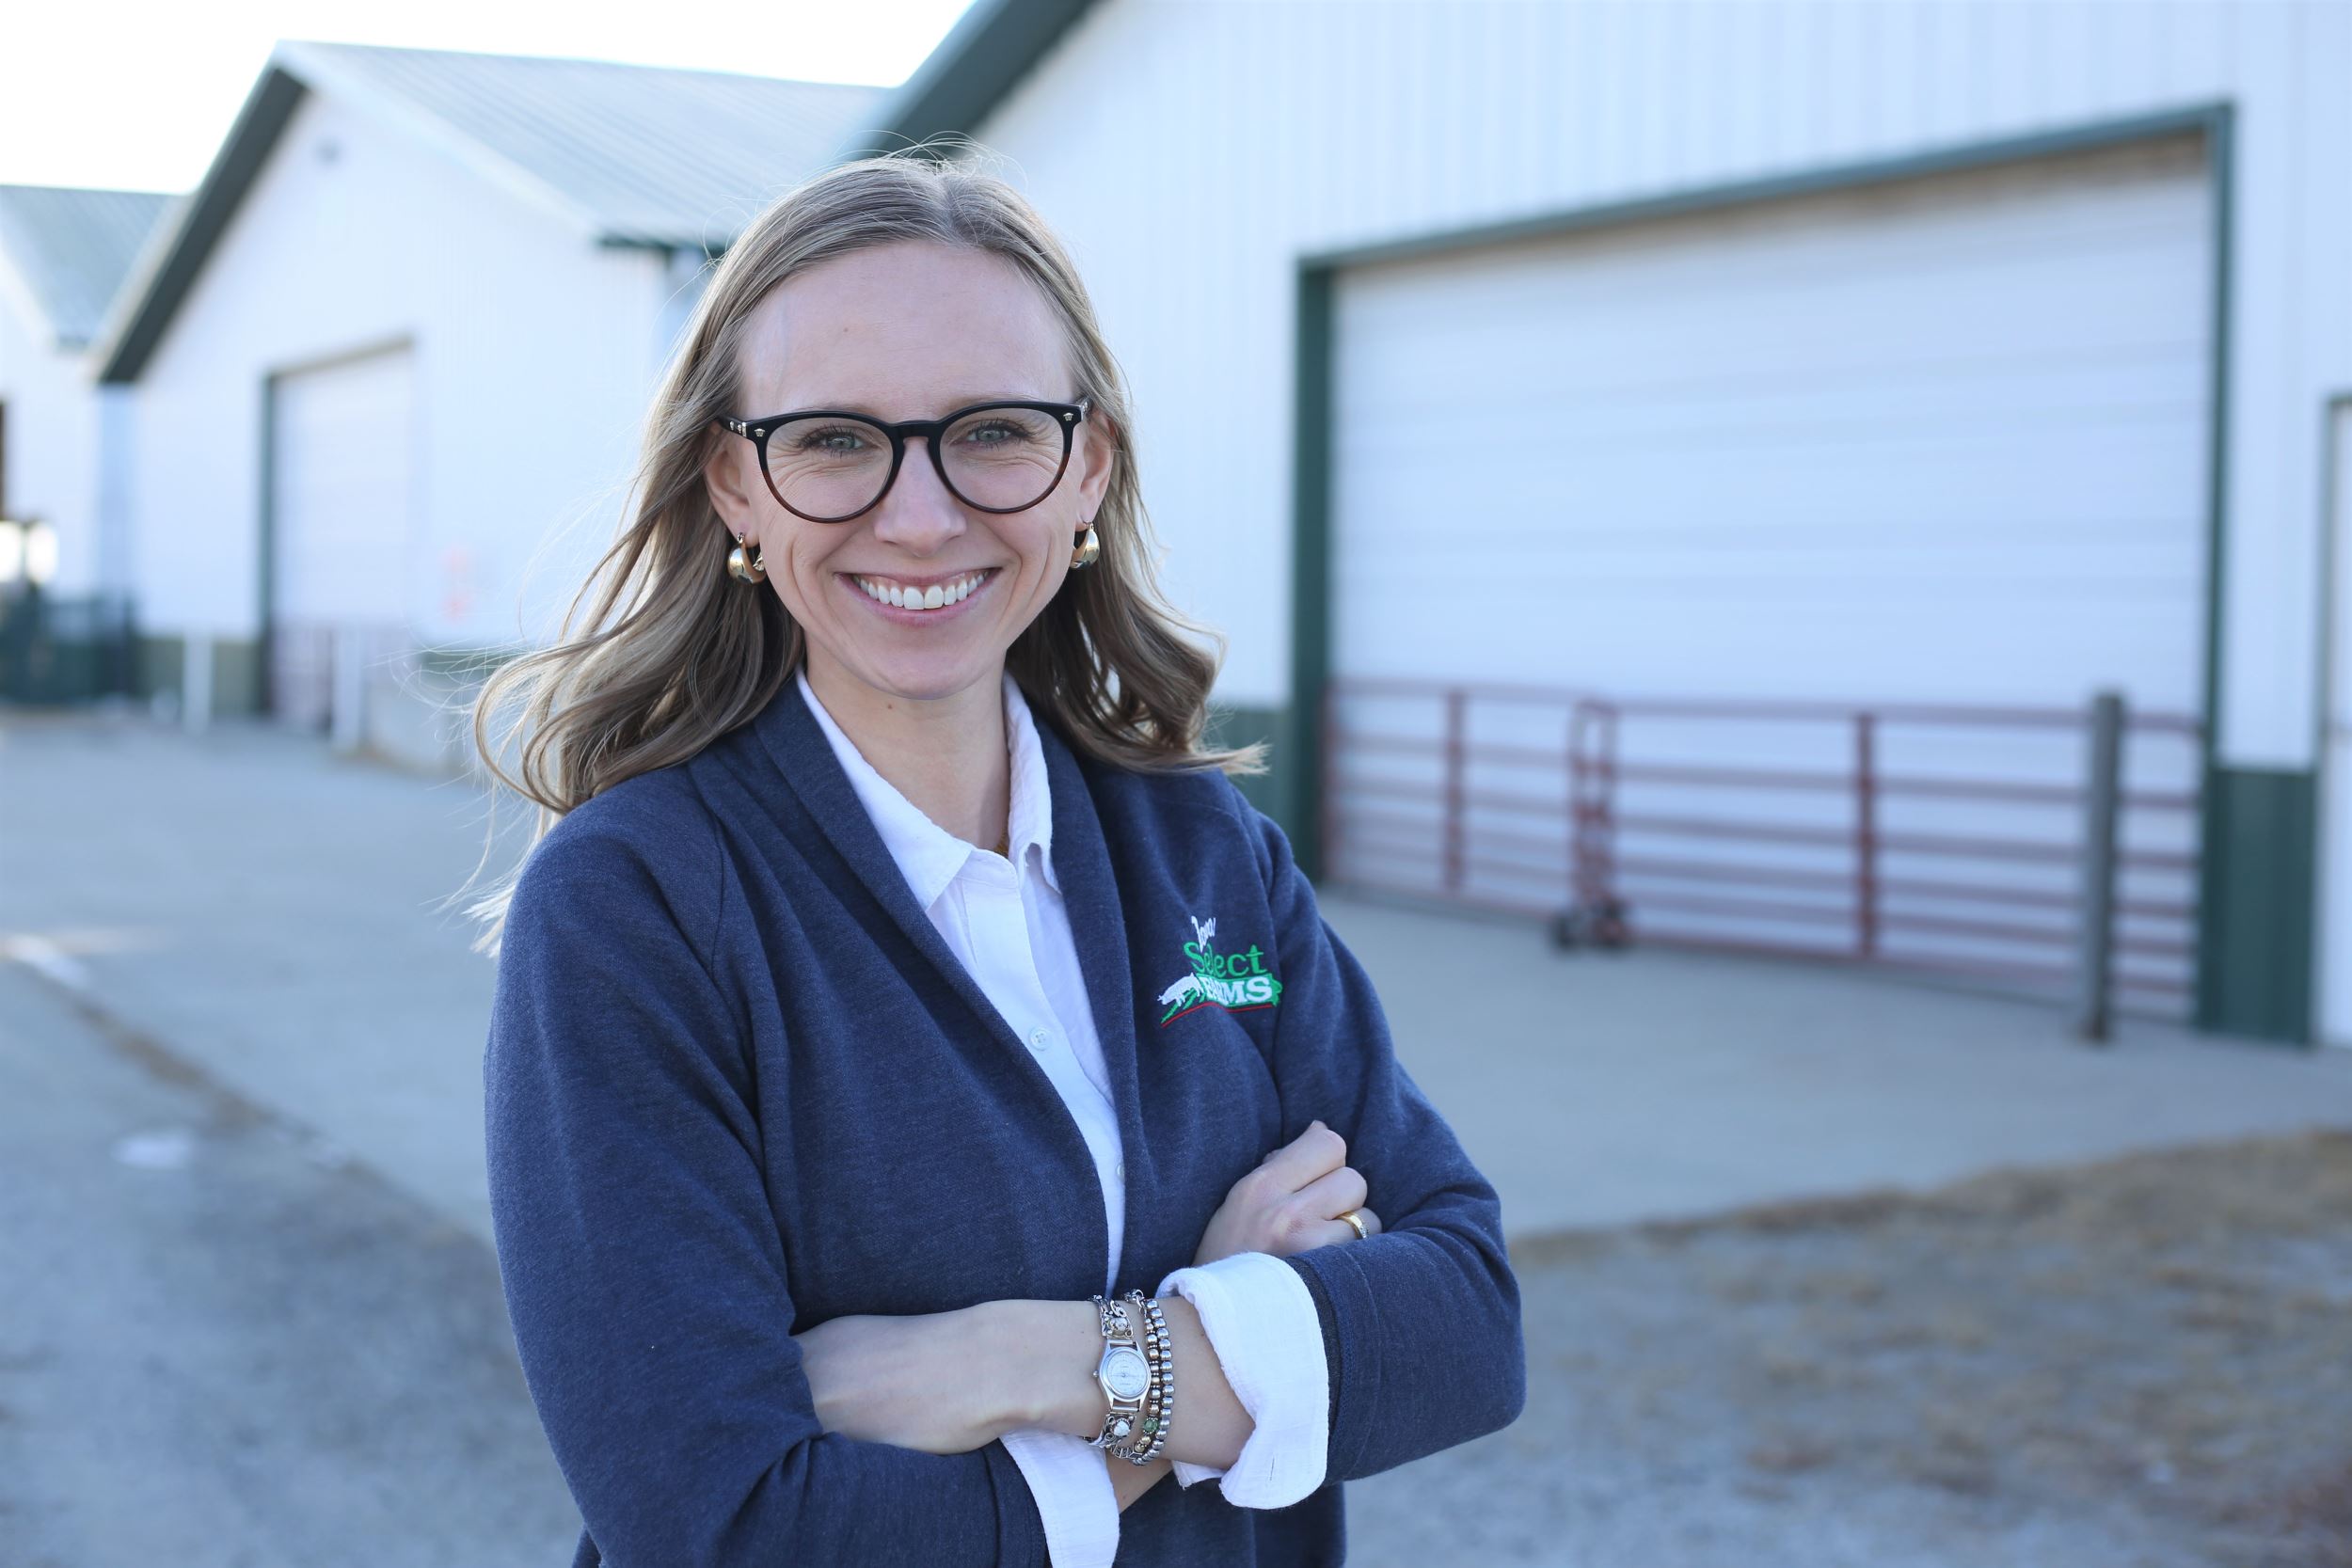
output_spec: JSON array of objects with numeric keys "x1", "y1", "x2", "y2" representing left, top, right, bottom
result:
[
  {"x1": 96, "y1": 66, "x2": 307, "y2": 384},
  {"x1": 95, "y1": 41, "x2": 881, "y2": 385},
  {"x1": 841, "y1": 0, "x2": 1100, "y2": 158}
]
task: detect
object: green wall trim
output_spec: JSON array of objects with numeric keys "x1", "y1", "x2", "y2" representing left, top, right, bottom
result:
[
  {"x1": 2195, "y1": 768, "x2": 2316, "y2": 1045},
  {"x1": 136, "y1": 633, "x2": 262, "y2": 717},
  {"x1": 2189, "y1": 107, "x2": 2256, "y2": 1039},
  {"x1": 2312, "y1": 393, "x2": 2352, "y2": 1047},
  {"x1": 213, "y1": 637, "x2": 263, "y2": 716},
  {"x1": 256, "y1": 371, "x2": 278, "y2": 716},
  {"x1": 136, "y1": 634, "x2": 183, "y2": 702},
  {"x1": 2198, "y1": 108, "x2": 2236, "y2": 785},
  {"x1": 1286, "y1": 266, "x2": 1335, "y2": 879},
  {"x1": 1202, "y1": 701, "x2": 1288, "y2": 823},
  {"x1": 1298, "y1": 103, "x2": 2230, "y2": 274},
  {"x1": 416, "y1": 642, "x2": 529, "y2": 681}
]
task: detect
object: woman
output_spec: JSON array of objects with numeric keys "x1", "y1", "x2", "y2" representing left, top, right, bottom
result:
[{"x1": 472, "y1": 150, "x2": 1524, "y2": 1568}]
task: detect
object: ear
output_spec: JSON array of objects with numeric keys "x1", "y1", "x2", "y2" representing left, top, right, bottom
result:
[
  {"x1": 1073, "y1": 403, "x2": 1118, "y2": 522},
  {"x1": 703, "y1": 430, "x2": 762, "y2": 538}
]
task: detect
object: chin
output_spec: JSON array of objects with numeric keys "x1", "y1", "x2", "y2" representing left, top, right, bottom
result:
[{"x1": 842, "y1": 646, "x2": 1006, "y2": 705}]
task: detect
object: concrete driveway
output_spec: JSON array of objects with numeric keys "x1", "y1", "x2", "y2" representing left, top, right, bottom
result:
[
  {"x1": 7, "y1": 704, "x2": 2347, "y2": 1253},
  {"x1": 9, "y1": 703, "x2": 2352, "y2": 1568}
]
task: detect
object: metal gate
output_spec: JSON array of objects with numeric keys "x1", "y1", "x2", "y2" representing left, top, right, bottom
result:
[{"x1": 1322, "y1": 677, "x2": 2202, "y2": 1028}]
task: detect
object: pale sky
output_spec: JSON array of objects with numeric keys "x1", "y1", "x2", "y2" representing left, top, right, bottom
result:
[{"x1": 0, "y1": 0, "x2": 977, "y2": 193}]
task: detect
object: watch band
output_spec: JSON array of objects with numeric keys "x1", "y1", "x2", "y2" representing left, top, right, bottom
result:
[{"x1": 1088, "y1": 1293, "x2": 1152, "y2": 1454}]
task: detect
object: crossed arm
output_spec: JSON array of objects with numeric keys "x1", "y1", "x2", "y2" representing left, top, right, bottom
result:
[
  {"x1": 788, "y1": 1294, "x2": 1245, "y2": 1507},
  {"x1": 792, "y1": 1119, "x2": 1384, "y2": 1513}
]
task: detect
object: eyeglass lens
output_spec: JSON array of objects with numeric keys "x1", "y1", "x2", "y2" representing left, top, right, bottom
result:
[{"x1": 763, "y1": 407, "x2": 1070, "y2": 519}]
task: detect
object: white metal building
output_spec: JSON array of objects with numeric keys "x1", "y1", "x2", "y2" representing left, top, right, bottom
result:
[
  {"x1": 859, "y1": 0, "x2": 2351, "y2": 1046},
  {"x1": 0, "y1": 184, "x2": 171, "y2": 601},
  {"x1": 90, "y1": 40, "x2": 880, "y2": 763}
]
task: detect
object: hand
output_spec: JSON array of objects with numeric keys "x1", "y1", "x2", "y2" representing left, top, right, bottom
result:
[
  {"x1": 793, "y1": 1306, "x2": 1009, "y2": 1454},
  {"x1": 1193, "y1": 1119, "x2": 1383, "y2": 1266}
]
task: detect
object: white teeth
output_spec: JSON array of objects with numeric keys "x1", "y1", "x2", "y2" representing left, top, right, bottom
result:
[{"x1": 853, "y1": 570, "x2": 988, "y2": 610}]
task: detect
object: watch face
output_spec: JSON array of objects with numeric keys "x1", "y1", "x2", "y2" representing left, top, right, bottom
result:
[{"x1": 1102, "y1": 1346, "x2": 1150, "y2": 1400}]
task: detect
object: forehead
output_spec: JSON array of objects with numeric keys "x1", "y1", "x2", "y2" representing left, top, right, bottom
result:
[{"x1": 736, "y1": 240, "x2": 1071, "y2": 415}]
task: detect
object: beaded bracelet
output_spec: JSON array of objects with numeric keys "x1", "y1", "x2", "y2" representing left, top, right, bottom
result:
[
  {"x1": 1112, "y1": 1289, "x2": 1154, "y2": 1465},
  {"x1": 1089, "y1": 1290, "x2": 1179, "y2": 1464},
  {"x1": 1131, "y1": 1290, "x2": 1176, "y2": 1464}
]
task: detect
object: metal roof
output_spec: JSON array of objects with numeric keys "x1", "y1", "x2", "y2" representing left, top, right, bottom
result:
[
  {"x1": 95, "y1": 40, "x2": 888, "y2": 383},
  {"x1": 0, "y1": 184, "x2": 175, "y2": 349},
  {"x1": 278, "y1": 40, "x2": 883, "y2": 249}
]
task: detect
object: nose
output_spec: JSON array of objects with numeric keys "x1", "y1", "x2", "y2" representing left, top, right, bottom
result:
[{"x1": 868, "y1": 433, "x2": 966, "y2": 555}]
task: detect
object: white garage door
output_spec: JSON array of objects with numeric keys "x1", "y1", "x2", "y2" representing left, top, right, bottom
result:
[
  {"x1": 1327, "y1": 135, "x2": 2212, "y2": 1003},
  {"x1": 269, "y1": 345, "x2": 418, "y2": 732}
]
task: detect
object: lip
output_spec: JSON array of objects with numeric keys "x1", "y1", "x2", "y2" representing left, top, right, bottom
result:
[
  {"x1": 838, "y1": 565, "x2": 1000, "y2": 624},
  {"x1": 838, "y1": 567, "x2": 999, "y2": 590}
]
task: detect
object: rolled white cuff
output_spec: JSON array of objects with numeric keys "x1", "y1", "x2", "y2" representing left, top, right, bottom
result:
[
  {"x1": 1155, "y1": 1250, "x2": 1331, "y2": 1509},
  {"x1": 999, "y1": 1427, "x2": 1119, "y2": 1568}
]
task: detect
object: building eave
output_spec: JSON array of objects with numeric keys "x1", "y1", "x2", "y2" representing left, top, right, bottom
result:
[
  {"x1": 838, "y1": 0, "x2": 1100, "y2": 160},
  {"x1": 91, "y1": 65, "x2": 305, "y2": 385}
]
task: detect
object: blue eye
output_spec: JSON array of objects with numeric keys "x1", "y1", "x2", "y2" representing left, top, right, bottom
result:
[{"x1": 795, "y1": 425, "x2": 870, "y2": 453}]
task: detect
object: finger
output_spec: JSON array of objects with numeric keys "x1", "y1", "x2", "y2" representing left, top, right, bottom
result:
[
  {"x1": 1291, "y1": 1164, "x2": 1368, "y2": 1224},
  {"x1": 1301, "y1": 1204, "x2": 1380, "y2": 1250},
  {"x1": 1254, "y1": 1118, "x2": 1348, "y2": 1195}
]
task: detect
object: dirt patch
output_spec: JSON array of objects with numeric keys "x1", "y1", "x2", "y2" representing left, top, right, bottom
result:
[{"x1": 1350, "y1": 1128, "x2": 2352, "y2": 1567}]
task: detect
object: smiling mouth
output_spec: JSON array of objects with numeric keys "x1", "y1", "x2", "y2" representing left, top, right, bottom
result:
[{"x1": 843, "y1": 567, "x2": 998, "y2": 612}]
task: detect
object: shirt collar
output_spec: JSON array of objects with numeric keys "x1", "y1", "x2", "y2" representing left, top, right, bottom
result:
[
  {"x1": 1001, "y1": 671, "x2": 1059, "y2": 893},
  {"x1": 793, "y1": 664, "x2": 1061, "y2": 908}
]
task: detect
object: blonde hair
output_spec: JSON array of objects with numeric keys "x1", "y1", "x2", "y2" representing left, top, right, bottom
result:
[{"x1": 454, "y1": 147, "x2": 1266, "y2": 955}]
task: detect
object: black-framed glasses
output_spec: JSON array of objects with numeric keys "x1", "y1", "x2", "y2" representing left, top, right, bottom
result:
[{"x1": 711, "y1": 395, "x2": 1091, "y2": 523}]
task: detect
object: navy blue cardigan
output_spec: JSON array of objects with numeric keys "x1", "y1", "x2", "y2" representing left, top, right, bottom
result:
[{"x1": 483, "y1": 673, "x2": 1526, "y2": 1566}]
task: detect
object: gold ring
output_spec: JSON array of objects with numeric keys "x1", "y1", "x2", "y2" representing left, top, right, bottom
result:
[{"x1": 1337, "y1": 1209, "x2": 1367, "y2": 1241}]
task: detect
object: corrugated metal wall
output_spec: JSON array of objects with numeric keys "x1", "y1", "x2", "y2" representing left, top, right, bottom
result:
[{"x1": 976, "y1": 0, "x2": 2352, "y2": 773}]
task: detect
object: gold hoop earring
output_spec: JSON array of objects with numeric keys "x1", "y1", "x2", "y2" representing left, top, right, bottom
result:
[
  {"x1": 1070, "y1": 522, "x2": 1100, "y2": 569},
  {"x1": 727, "y1": 531, "x2": 767, "y2": 584}
]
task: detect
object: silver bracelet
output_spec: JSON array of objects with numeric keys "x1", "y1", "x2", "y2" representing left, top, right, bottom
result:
[
  {"x1": 1087, "y1": 1293, "x2": 1152, "y2": 1457},
  {"x1": 1132, "y1": 1290, "x2": 1175, "y2": 1464},
  {"x1": 1120, "y1": 1290, "x2": 1159, "y2": 1465}
]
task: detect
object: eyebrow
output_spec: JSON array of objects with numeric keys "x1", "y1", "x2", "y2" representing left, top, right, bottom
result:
[{"x1": 779, "y1": 392, "x2": 1048, "y2": 417}]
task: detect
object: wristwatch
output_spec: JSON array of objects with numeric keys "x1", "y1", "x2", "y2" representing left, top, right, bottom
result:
[{"x1": 1089, "y1": 1294, "x2": 1152, "y2": 1449}]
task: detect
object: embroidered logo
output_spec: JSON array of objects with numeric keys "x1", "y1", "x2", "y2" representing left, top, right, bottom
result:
[{"x1": 1155, "y1": 914, "x2": 1282, "y2": 1026}]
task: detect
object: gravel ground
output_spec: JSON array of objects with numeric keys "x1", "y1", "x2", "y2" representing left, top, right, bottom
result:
[{"x1": 1348, "y1": 1128, "x2": 2352, "y2": 1568}]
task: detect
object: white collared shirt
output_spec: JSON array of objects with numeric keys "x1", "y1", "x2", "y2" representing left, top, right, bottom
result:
[{"x1": 794, "y1": 664, "x2": 1329, "y2": 1564}]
